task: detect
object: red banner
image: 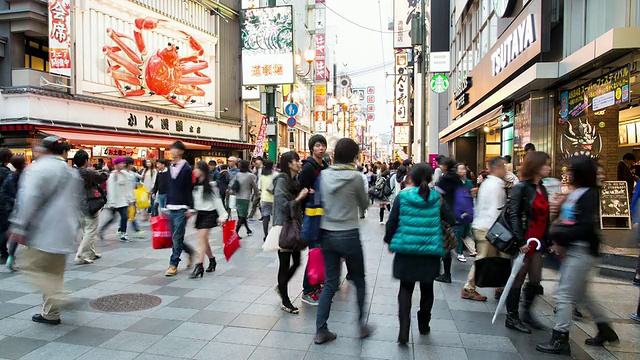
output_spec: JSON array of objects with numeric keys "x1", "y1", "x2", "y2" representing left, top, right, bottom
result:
[{"x1": 252, "y1": 116, "x2": 268, "y2": 158}]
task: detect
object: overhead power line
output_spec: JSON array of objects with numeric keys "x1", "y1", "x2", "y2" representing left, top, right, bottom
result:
[{"x1": 322, "y1": 3, "x2": 408, "y2": 34}]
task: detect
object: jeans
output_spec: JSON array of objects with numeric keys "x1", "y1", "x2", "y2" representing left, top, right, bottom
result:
[
  {"x1": 316, "y1": 229, "x2": 366, "y2": 331},
  {"x1": 76, "y1": 212, "x2": 100, "y2": 260},
  {"x1": 149, "y1": 197, "x2": 157, "y2": 216},
  {"x1": 554, "y1": 244, "x2": 609, "y2": 332},
  {"x1": 156, "y1": 194, "x2": 167, "y2": 212},
  {"x1": 169, "y1": 209, "x2": 194, "y2": 266},
  {"x1": 303, "y1": 241, "x2": 322, "y2": 294},
  {"x1": 99, "y1": 207, "x2": 128, "y2": 236}
]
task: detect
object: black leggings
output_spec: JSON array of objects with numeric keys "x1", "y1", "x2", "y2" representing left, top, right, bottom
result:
[
  {"x1": 236, "y1": 217, "x2": 251, "y2": 234},
  {"x1": 398, "y1": 281, "x2": 435, "y2": 319},
  {"x1": 262, "y1": 215, "x2": 270, "y2": 240},
  {"x1": 277, "y1": 250, "x2": 301, "y2": 307},
  {"x1": 443, "y1": 252, "x2": 452, "y2": 276},
  {"x1": 379, "y1": 204, "x2": 391, "y2": 222}
]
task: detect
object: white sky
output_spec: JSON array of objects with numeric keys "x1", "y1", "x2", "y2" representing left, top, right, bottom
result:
[{"x1": 325, "y1": 0, "x2": 395, "y2": 138}]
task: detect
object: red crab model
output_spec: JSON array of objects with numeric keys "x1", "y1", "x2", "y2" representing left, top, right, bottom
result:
[{"x1": 103, "y1": 17, "x2": 211, "y2": 108}]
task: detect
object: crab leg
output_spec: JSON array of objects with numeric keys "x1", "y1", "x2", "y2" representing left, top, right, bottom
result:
[
  {"x1": 180, "y1": 71, "x2": 212, "y2": 85},
  {"x1": 134, "y1": 17, "x2": 167, "y2": 56},
  {"x1": 105, "y1": 62, "x2": 146, "y2": 97},
  {"x1": 106, "y1": 29, "x2": 143, "y2": 65},
  {"x1": 180, "y1": 60, "x2": 208, "y2": 75},
  {"x1": 103, "y1": 46, "x2": 143, "y2": 76},
  {"x1": 174, "y1": 86, "x2": 205, "y2": 97},
  {"x1": 166, "y1": 95, "x2": 190, "y2": 108},
  {"x1": 179, "y1": 30, "x2": 205, "y2": 56}
]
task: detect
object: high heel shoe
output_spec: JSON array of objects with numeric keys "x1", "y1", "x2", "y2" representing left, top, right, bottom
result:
[
  {"x1": 206, "y1": 257, "x2": 217, "y2": 273},
  {"x1": 190, "y1": 263, "x2": 204, "y2": 279}
]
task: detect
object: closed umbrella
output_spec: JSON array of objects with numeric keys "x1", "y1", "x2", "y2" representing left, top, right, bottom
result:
[{"x1": 492, "y1": 238, "x2": 542, "y2": 324}]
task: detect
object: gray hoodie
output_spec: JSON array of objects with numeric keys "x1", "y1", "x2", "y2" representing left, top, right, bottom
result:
[{"x1": 320, "y1": 165, "x2": 369, "y2": 231}]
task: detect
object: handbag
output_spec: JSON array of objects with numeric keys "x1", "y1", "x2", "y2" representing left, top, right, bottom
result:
[
  {"x1": 151, "y1": 215, "x2": 172, "y2": 249},
  {"x1": 485, "y1": 207, "x2": 518, "y2": 255},
  {"x1": 128, "y1": 203, "x2": 136, "y2": 221},
  {"x1": 262, "y1": 225, "x2": 282, "y2": 252},
  {"x1": 442, "y1": 220, "x2": 459, "y2": 251},
  {"x1": 279, "y1": 202, "x2": 307, "y2": 251},
  {"x1": 86, "y1": 183, "x2": 106, "y2": 216},
  {"x1": 135, "y1": 185, "x2": 151, "y2": 209},
  {"x1": 222, "y1": 220, "x2": 241, "y2": 261},
  {"x1": 307, "y1": 248, "x2": 326, "y2": 286},
  {"x1": 474, "y1": 257, "x2": 511, "y2": 288}
]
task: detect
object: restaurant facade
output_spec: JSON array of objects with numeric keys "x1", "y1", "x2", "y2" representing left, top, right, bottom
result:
[{"x1": 0, "y1": 0, "x2": 251, "y2": 166}]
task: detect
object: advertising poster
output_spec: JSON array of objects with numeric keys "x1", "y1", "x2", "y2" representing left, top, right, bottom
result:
[
  {"x1": 395, "y1": 52, "x2": 409, "y2": 124},
  {"x1": 252, "y1": 116, "x2": 268, "y2": 157},
  {"x1": 241, "y1": 6, "x2": 294, "y2": 86},
  {"x1": 48, "y1": 0, "x2": 72, "y2": 77},
  {"x1": 559, "y1": 65, "x2": 630, "y2": 122},
  {"x1": 599, "y1": 182, "x2": 631, "y2": 229},
  {"x1": 394, "y1": 125, "x2": 410, "y2": 145}
]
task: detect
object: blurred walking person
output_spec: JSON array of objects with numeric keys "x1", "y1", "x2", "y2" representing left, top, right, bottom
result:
[
  {"x1": 8, "y1": 136, "x2": 82, "y2": 325},
  {"x1": 190, "y1": 161, "x2": 228, "y2": 278},
  {"x1": 537, "y1": 156, "x2": 618, "y2": 354},
  {"x1": 505, "y1": 151, "x2": 551, "y2": 333},
  {"x1": 314, "y1": 139, "x2": 371, "y2": 344},
  {"x1": 73, "y1": 150, "x2": 109, "y2": 264},
  {"x1": 230, "y1": 160, "x2": 258, "y2": 237},
  {"x1": 124, "y1": 157, "x2": 143, "y2": 236},
  {"x1": 165, "y1": 141, "x2": 196, "y2": 277},
  {"x1": 141, "y1": 159, "x2": 158, "y2": 217},
  {"x1": 0, "y1": 147, "x2": 13, "y2": 264},
  {"x1": 272, "y1": 151, "x2": 308, "y2": 314},
  {"x1": 0, "y1": 155, "x2": 26, "y2": 271},
  {"x1": 461, "y1": 157, "x2": 508, "y2": 301},
  {"x1": 385, "y1": 163, "x2": 455, "y2": 345},
  {"x1": 248, "y1": 156, "x2": 264, "y2": 220},
  {"x1": 259, "y1": 160, "x2": 275, "y2": 241},
  {"x1": 99, "y1": 157, "x2": 134, "y2": 242},
  {"x1": 151, "y1": 159, "x2": 169, "y2": 212}
]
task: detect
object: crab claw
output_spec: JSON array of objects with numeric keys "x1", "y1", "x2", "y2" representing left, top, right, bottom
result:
[
  {"x1": 179, "y1": 30, "x2": 204, "y2": 56},
  {"x1": 134, "y1": 17, "x2": 167, "y2": 31}
]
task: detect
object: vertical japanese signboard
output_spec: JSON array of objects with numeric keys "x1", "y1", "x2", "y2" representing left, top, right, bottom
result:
[
  {"x1": 395, "y1": 52, "x2": 409, "y2": 124},
  {"x1": 394, "y1": 0, "x2": 419, "y2": 48},
  {"x1": 48, "y1": 0, "x2": 72, "y2": 77},
  {"x1": 241, "y1": 6, "x2": 294, "y2": 86},
  {"x1": 253, "y1": 116, "x2": 268, "y2": 158},
  {"x1": 315, "y1": 34, "x2": 326, "y2": 81}
]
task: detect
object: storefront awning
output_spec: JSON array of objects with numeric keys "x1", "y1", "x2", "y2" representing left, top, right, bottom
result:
[{"x1": 39, "y1": 128, "x2": 210, "y2": 150}]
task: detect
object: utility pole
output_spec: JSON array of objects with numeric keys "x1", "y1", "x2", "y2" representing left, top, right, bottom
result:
[
  {"x1": 420, "y1": 0, "x2": 428, "y2": 162},
  {"x1": 266, "y1": 0, "x2": 278, "y2": 162}
]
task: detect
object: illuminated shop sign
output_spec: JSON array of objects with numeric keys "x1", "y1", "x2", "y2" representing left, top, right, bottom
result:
[{"x1": 490, "y1": 13, "x2": 536, "y2": 77}]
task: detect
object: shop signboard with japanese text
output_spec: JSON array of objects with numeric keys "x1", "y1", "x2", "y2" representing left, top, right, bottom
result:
[
  {"x1": 559, "y1": 65, "x2": 630, "y2": 122},
  {"x1": 395, "y1": 52, "x2": 409, "y2": 124},
  {"x1": 394, "y1": 0, "x2": 420, "y2": 48},
  {"x1": 241, "y1": 6, "x2": 294, "y2": 86},
  {"x1": 394, "y1": 125, "x2": 410, "y2": 145},
  {"x1": 48, "y1": 0, "x2": 72, "y2": 77}
]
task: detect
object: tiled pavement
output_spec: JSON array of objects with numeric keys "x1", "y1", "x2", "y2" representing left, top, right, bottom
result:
[{"x1": 0, "y1": 209, "x2": 638, "y2": 360}]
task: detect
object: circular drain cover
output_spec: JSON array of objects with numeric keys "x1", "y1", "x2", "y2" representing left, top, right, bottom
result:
[{"x1": 90, "y1": 293, "x2": 162, "y2": 312}]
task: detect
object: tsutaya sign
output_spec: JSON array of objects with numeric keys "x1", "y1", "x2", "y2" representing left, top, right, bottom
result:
[{"x1": 491, "y1": 13, "x2": 536, "y2": 76}]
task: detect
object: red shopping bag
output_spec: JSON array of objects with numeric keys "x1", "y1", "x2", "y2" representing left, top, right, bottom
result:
[
  {"x1": 307, "y1": 248, "x2": 325, "y2": 286},
  {"x1": 151, "y1": 216, "x2": 173, "y2": 249},
  {"x1": 222, "y1": 220, "x2": 241, "y2": 261}
]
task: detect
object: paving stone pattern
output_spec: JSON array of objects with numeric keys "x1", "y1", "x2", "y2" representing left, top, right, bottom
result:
[{"x1": 0, "y1": 209, "x2": 638, "y2": 359}]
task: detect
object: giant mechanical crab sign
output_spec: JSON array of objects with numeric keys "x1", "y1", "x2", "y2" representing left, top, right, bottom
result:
[{"x1": 103, "y1": 17, "x2": 211, "y2": 108}]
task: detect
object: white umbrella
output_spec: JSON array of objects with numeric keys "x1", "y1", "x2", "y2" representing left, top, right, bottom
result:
[{"x1": 492, "y1": 238, "x2": 542, "y2": 324}]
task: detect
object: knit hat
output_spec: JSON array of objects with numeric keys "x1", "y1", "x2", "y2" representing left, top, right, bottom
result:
[{"x1": 113, "y1": 157, "x2": 126, "y2": 165}]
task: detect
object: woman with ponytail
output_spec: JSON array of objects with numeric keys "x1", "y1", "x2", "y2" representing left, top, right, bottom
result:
[{"x1": 384, "y1": 163, "x2": 456, "y2": 345}]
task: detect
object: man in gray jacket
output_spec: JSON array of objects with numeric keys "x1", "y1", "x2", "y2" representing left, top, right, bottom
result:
[
  {"x1": 314, "y1": 138, "x2": 371, "y2": 344},
  {"x1": 8, "y1": 136, "x2": 82, "y2": 325}
]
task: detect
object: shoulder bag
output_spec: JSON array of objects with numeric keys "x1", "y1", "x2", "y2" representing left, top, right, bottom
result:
[
  {"x1": 279, "y1": 202, "x2": 307, "y2": 251},
  {"x1": 485, "y1": 206, "x2": 518, "y2": 255}
]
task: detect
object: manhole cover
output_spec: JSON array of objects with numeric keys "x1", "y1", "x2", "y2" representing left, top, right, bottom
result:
[{"x1": 90, "y1": 293, "x2": 162, "y2": 312}]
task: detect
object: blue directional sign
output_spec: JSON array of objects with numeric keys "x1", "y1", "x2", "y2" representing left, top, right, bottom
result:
[
  {"x1": 287, "y1": 117, "x2": 297, "y2": 128},
  {"x1": 285, "y1": 103, "x2": 299, "y2": 117}
]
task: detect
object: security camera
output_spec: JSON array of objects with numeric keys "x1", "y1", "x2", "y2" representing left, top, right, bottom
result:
[{"x1": 224, "y1": 107, "x2": 228, "y2": 112}]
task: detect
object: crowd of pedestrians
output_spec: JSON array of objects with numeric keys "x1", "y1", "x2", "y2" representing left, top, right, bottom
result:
[{"x1": 0, "y1": 136, "x2": 637, "y2": 356}]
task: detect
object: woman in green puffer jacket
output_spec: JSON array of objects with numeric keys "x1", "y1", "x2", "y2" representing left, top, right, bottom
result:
[{"x1": 384, "y1": 163, "x2": 455, "y2": 345}]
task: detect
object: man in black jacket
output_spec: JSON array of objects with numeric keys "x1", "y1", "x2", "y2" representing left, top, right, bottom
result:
[
  {"x1": 151, "y1": 159, "x2": 169, "y2": 213},
  {"x1": 73, "y1": 150, "x2": 109, "y2": 264},
  {"x1": 298, "y1": 135, "x2": 328, "y2": 306},
  {"x1": 0, "y1": 148, "x2": 12, "y2": 189}
]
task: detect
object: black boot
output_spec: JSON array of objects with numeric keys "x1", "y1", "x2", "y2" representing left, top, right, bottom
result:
[
  {"x1": 417, "y1": 310, "x2": 431, "y2": 335},
  {"x1": 505, "y1": 288, "x2": 531, "y2": 334},
  {"x1": 585, "y1": 323, "x2": 619, "y2": 346},
  {"x1": 206, "y1": 257, "x2": 216, "y2": 273},
  {"x1": 536, "y1": 329, "x2": 571, "y2": 355},
  {"x1": 522, "y1": 283, "x2": 546, "y2": 330},
  {"x1": 189, "y1": 263, "x2": 204, "y2": 279}
]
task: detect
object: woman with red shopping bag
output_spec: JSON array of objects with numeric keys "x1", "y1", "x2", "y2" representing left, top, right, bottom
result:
[{"x1": 189, "y1": 161, "x2": 229, "y2": 278}]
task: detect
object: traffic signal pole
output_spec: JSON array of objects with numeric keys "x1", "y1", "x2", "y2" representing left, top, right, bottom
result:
[{"x1": 266, "y1": 0, "x2": 278, "y2": 162}]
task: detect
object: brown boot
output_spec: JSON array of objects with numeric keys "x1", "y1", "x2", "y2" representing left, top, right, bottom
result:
[{"x1": 165, "y1": 265, "x2": 178, "y2": 277}]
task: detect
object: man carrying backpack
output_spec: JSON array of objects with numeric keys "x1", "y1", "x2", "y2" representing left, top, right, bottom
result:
[
  {"x1": 73, "y1": 150, "x2": 109, "y2": 264},
  {"x1": 372, "y1": 162, "x2": 399, "y2": 224},
  {"x1": 298, "y1": 134, "x2": 328, "y2": 306}
]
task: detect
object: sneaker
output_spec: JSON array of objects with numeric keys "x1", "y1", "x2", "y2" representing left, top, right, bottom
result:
[
  {"x1": 165, "y1": 265, "x2": 178, "y2": 277},
  {"x1": 314, "y1": 329, "x2": 337, "y2": 344},
  {"x1": 461, "y1": 288, "x2": 487, "y2": 301},
  {"x1": 32, "y1": 314, "x2": 61, "y2": 325},
  {"x1": 457, "y1": 254, "x2": 467, "y2": 262},
  {"x1": 434, "y1": 274, "x2": 452, "y2": 283},
  {"x1": 136, "y1": 230, "x2": 145, "y2": 238},
  {"x1": 301, "y1": 292, "x2": 319, "y2": 306},
  {"x1": 116, "y1": 231, "x2": 122, "y2": 236},
  {"x1": 631, "y1": 313, "x2": 640, "y2": 322},
  {"x1": 379, "y1": 221, "x2": 385, "y2": 225},
  {"x1": 74, "y1": 257, "x2": 93, "y2": 265},
  {"x1": 6, "y1": 255, "x2": 15, "y2": 272},
  {"x1": 120, "y1": 234, "x2": 131, "y2": 242},
  {"x1": 91, "y1": 253, "x2": 102, "y2": 260}
]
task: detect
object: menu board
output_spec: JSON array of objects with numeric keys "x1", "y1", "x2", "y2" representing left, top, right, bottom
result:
[
  {"x1": 560, "y1": 65, "x2": 630, "y2": 122},
  {"x1": 599, "y1": 181, "x2": 631, "y2": 229}
]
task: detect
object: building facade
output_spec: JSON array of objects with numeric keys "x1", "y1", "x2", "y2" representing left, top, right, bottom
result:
[{"x1": 0, "y1": 0, "x2": 250, "y2": 165}]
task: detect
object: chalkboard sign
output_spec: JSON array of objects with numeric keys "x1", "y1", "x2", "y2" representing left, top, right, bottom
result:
[{"x1": 600, "y1": 181, "x2": 631, "y2": 229}]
